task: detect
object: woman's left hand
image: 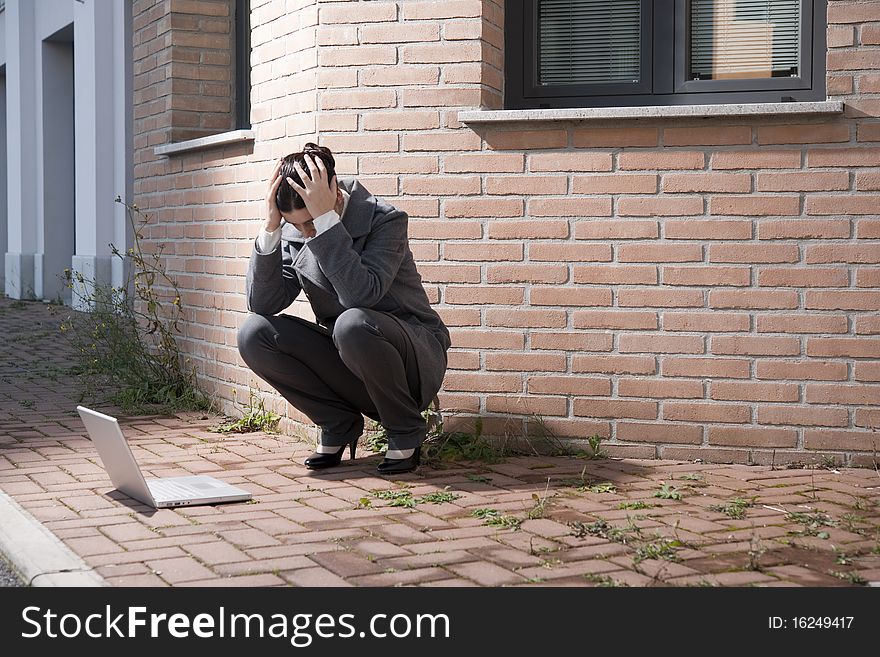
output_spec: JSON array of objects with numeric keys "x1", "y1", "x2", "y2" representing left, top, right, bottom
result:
[{"x1": 286, "y1": 155, "x2": 338, "y2": 219}]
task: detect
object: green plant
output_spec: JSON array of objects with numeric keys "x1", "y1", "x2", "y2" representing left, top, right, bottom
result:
[
  {"x1": 679, "y1": 473, "x2": 704, "y2": 482},
  {"x1": 19, "y1": 400, "x2": 34, "y2": 409},
  {"x1": 633, "y1": 538, "x2": 682, "y2": 564},
  {"x1": 746, "y1": 534, "x2": 765, "y2": 572},
  {"x1": 415, "y1": 490, "x2": 461, "y2": 505},
  {"x1": 583, "y1": 573, "x2": 629, "y2": 587},
  {"x1": 569, "y1": 519, "x2": 632, "y2": 544},
  {"x1": 471, "y1": 508, "x2": 522, "y2": 530},
  {"x1": 583, "y1": 482, "x2": 617, "y2": 494},
  {"x1": 584, "y1": 434, "x2": 608, "y2": 459},
  {"x1": 527, "y1": 480, "x2": 554, "y2": 519},
  {"x1": 466, "y1": 473, "x2": 492, "y2": 483},
  {"x1": 617, "y1": 501, "x2": 654, "y2": 510},
  {"x1": 373, "y1": 489, "x2": 416, "y2": 508},
  {"x1": 653, "y1": 482, "x2": 683, "y2": 500},
  {"x1": 210, "y1": 389, "x2": 280, "y2": 434},
  {"x1": 829, "y1": 570, "x2": 866, "y2": 585},
  {"x1": 785, "y1": 511, "x2": 837, "y2": 537},
  {"x1": 834, "y1": 549, "x2": 852, "y2": 566},
  {"x1": 709, "y1": 497, "x2": 755, "y2": 520},
  {"x1": 60, "y1": 198, "x2": 210, "y2": 414}
]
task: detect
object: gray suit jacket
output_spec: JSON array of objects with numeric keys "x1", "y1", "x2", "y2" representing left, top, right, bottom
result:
[{"x1": 246, "y1": 178, "x2": 450, "y2": 410}]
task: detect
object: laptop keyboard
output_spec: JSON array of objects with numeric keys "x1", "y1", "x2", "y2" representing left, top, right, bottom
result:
[{"x1": 148, "y1": 480, "x2": 205, "y2": 500}]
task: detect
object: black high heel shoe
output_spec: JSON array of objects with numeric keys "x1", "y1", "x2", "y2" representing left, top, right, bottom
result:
[
  {"x1": 304, "y1": 438, "x2": 357, "y2": 470},
  {"x1": 377, "y1": 446, "x2": 421, "y2": 475}
]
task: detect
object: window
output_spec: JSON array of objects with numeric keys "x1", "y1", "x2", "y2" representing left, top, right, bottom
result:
[
  {"x1": 505, "y1": 0, "x2": 827, "y2": 109},
  {"x1": 235, "y1": 0, "x2": 251, "y2": 129}
]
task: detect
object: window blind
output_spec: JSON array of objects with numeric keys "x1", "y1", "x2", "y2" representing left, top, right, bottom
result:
[
  {"x1": 690, "y1": 0, "x2": 800, "y2": 80},
  {"x1": 538, "y1": 0, "x2": 641, "y2": 86}
]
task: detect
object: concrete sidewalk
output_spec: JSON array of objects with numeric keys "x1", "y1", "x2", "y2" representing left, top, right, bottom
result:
[{"x1": 0, "y1": 297, "x2": 877, "y2": 587}]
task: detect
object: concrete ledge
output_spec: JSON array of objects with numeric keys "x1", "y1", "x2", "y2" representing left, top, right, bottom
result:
[
  {"x1": 0, "y1": 490, "x2": 105, "y2": 587},
  {"x1": 154, "y1": 129, "x2": 255, "y2": 157},
  {"x1": 458, "y1": 101, "x2": 845, "y2": 124}
]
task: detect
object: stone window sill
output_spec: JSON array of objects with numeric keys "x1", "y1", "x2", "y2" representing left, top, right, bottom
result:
[
  {"x1": 154, "y1": 129, "x2": 255, "y2": 157},
  {"x1": 458, "y1": 101, "x2": 844, "y2": 124}
]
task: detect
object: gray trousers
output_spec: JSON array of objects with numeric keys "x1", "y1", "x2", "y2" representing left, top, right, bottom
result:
[{"x1": 237, "y1": 308, "x2": 426, "y2": 451}]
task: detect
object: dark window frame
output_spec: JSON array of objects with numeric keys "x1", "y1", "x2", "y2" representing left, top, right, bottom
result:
[
  {"x1": 235, "y1": 0, "x2": 251, "y2": 129},
  {"x1": 505, "y1": 0, "x2": 827, "y2": 109}
]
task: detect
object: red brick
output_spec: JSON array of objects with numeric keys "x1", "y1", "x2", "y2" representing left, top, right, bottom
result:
[
  {"x1": 757, "y1": 405, "x2": 849, "y2": 427},
  {"x1": 485, "y1": 395, "x2": 567, "y2": 416},
  {"x1": 663, "y1": 402, "x2": 751, "y2": 423},
  {"x1": 575, "y1": 220, "x2": 658, "y2": 239},
  {"x1": 573, "y1": 127, "x2": 659, "y2": 147},
  {"x1": 449, "y1": 330, "x2": 525, "y2": 350},
  {"x1": 617, "y1": 243, "x2": 703, "y2": 262},
  {"x1": 662, "y1": 356, "x2": 750, "y2": 379},
  {"x1": 485, "y1": 353, "x2": 566, "y2": 372},
  {"x1": 662, "y1": 266, "x2": 750, "y2": 286},
  {"x1": 711, "y1": 150, "x2": 802, "y2": 169},
  {"x1": 617, "y1": 288, "x2": 704, "y2": 307},
  {"x1": 572, "y1": 355, "x2": 656, "y2": 375},
  {"x1": 756, "y1": 360, "x2": 848, "y2": 381},
  {"x1": 486, "y1": 175, "x2": 568, "y2": 195},
  {"x1": 710, "y1": 195, "x2": 800, "y2": 216},
  {"x1": 806, "y1": 195, "x2": 880, "y2": 214},
  {"x1": 445, "y1": 242, "x2": 523, "y2": 261},
  {"x1": 618, "y1": 151, "x2": 704, "y2": 170},
  {"x1": 663, "y1": 312, "x2": 750, "y2": 332},
  {"x1": 487, "y1": 264, "x2": 568, "y2": 283},
  {"x1": 807, "y1": 337, "x2": 880, "y2": 357},
  {"x1": 485, "y1": 309, "x2": 567, "y2": 328},
  {"x1": 443, "y1": 373, "x2": 522, "y2": 393},
  {"x1": 757, "y1": 124, "x2": 851, "y2": 144},
  {"x1": 484, "y1": 129, "x2": 568, "y2": 150},
  {"x1": 489, "y1": 221, "x2": 569, "y2": 240},
  {"x1": 619, "y1": 378, "x2": 704, "y2": 399},
  {"x1": 573, "y1": 310, "x2": 658, "y2": 330},
  {"x1": 804, "y1": 430, "x2": 880, "y2": 452},
  {"x1": 710, "y1": 382, "x2": 799, "y2": 402},
  {"x1": 663, "y1": 173, "x2": 751, "y2": 193},
  {"x1": 618, "y1": 334, "x2": 704, "y2": 354},
  {"x1": 805, "y1": 290, "x2": 880, "y2": 310},
  {"x1": 708, "y1": 427, "x2": 797, "y2": 448},
  {"x1": 710, "y1": 244, "x2": 800, "y2": 263},
  {"x1": 712, "y1": 335, "x2": 801, "y2": 356},
  {"x1": 529, "y1": 332, "x2": 613, "y2": 351},
  {"x1": 527, "y1": 375, "x2": 611, "y2": 396},
  {"x1": 529, "y1": 153, "x2": 612, "y2": 172},
  {"x1": 572, "y1": 175, "x2": 658, "y2": 194},
  {"x1": 756, "y1": 313, "x2": 849, "y2": 334},
  {"x1": 529, "y1": 287, "x2": 612, "y2": 307},
  {"x1": 529, "y1": 198, "x2": 612, "y2": 217},
  {"x1": 446, "y1": 198, "x2": 522, "y2": 218},
  {"x1": 444, "y1": 286, "x2": 525, "y2": 305},
  {"x1": 533, "y1": 244, "x2": 612, "y2": 262},
  {"x1": 663, "y1": 126, "x2": 752, "y2": 146},
  {"x1": 756, "y1": 171, "x2": 850, "y2": 192},
  {"x1": 574, "y1": 399, "x2": 658, "y2": 419},
  {"x1": 709, "y1": 289, "x2": 800, "y2": 309},
  {"x1": 573, "y1": 265, "x2": 656, "y2": 284},
  {"x1": 618, "y1": 197, "x2": 703, "y2": 216},
  {"x1": 617, "y1": 422, "x2": 703, "y2": 444}
]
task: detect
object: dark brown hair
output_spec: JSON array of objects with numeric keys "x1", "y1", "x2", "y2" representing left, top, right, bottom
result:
[{"x1": 275, "y1": 142, "x2": 337, "y2": 212}]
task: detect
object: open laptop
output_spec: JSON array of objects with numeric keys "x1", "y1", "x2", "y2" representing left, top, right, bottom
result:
[{"x1": 77, "y1": 406, "x2": 252, "y2": 508}]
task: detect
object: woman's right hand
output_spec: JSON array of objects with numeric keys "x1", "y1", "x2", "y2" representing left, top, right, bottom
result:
[{"x1": 264, "y1": 159, "x2": 284, "y2": 232}]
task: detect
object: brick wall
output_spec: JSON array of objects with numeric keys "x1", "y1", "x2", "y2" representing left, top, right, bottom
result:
[{"x1": 132, "y1": 0, "x2": 880, "y2": 466}]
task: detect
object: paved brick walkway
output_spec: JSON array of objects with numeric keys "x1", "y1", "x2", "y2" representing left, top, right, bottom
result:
[{"x1": 0, "y1": 297, "x2": 878, "y2": 587}]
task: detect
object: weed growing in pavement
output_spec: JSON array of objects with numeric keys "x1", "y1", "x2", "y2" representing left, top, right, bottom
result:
[
  {"x1": 210, "y1": 389, "x2": 280, "y2": 434},
  {"x1": 709, "y1": 497, "x2": 755, "y2": 520},
  {"x1": 617, "y1": 501, "x2": 655, "y2": 510},
  {"x1": 786, "y1": 511, "x2": 837, "y2": 538},
  {"x1": 60, "y1": 198, "x2": 210, "y2": 414},
  {"x1": 582, "y1": 482, "x2": 617, "y2": 494},
  {"x1": 584, "y1": 573, "x2": 629, "y2": 587},
  {"x1": 829, "y1": 570, "x2": 866, "y2": 585},
  {"x1": 653, "y1": 482, "x2": 683, "y2": 500},
  {"x1": 746, "y1": 534, "x2": 766, "y2": 571},
  {"x1": 416, "y1": 490, "x2": 461, "y2": 505},
  {"x1": 471, "y1": 508, "x2": 522, "y2": 530},
  {"x1": 465, "y1": 473, "x2": 492, "y2": 483},
  {"x1": 373, "y1": 489, "x2": 416, "y2": 508},
  {"x1": 679, "y1": 473, "x2": 704, "y2": 482},
  {"x1": 584, "y1": 434, "x2": 608, "y2": 459},
  {"x1": 633, "y1": 537, "x2": 683, "y2": 564}
]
